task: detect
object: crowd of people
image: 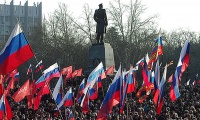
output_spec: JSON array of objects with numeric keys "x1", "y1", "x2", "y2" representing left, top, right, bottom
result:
[{"x1": 6, "y1": 77, "x2": 200, "y2": 120}]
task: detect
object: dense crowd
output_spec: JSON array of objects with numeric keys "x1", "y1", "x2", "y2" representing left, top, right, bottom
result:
[{"x1": 6, "y1": 77, "x2": 200, "y2": 120}]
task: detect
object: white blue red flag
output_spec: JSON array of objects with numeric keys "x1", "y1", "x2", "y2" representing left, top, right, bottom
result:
[
  {"x1": 170, "y1": 39, "x2": 190, "y2": 101},
  {"x1": 53, "y1": 75, "x2": 63, "y2": 104},
  {"x1": 0, "y1": 23, "x2": 34, "y2": 75},
  {"x1": 97, "y1": 65, "x2": 121, "y2": 120}
]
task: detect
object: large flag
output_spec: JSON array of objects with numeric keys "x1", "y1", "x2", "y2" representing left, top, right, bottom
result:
[
  {"x1": 0, "y1": 23, "x2": 34, "y2": 75},
  {"x1": 154, "y1": 65, "x2": 167, "y2": 115},
  {"x1": 12, "y1": 79, "x2": 30, "y2": 103},
  {"x1": 170, "y1": 39, "x2": 190, "y2": 102},
  {"x1": 97, "y1": 65, "x2": 121, "y2": 120},
  {"x1": 52, "y1": 76, "x2": 63, "y2": 104},
  {"x1": 35, "y1": 60, "x2": 43, "y2": 73},
  {"x1": 34, "y1": 84, "x2": 50, "y2": 110},
  {"x1": 71, "y1": 68, "x2": 82, "y2": 78},
  {"x1": 148, "y1": 29, "x2": 163, "y2": 70},
  {"x1": 76, "y1": 79, "x2": 85, "y2": 103},
  {"x1": 56, "y1": 87, "x2": 73, "y2": 109},
  {"x1": 61, "y1": 66, "x2": 73, "y2": 82},
  {"x1": 0, "y1": 95, "x2": 13, "y2": 119},
  {"x1": 83, "y1": 62, "x2": 105, "y2": 97},
  {"x1": 43, "y1": 63, "x2": 60, "y2": 83},
  {"x1": 36, "y1": 63, "x2": 60, "y2": 88}
]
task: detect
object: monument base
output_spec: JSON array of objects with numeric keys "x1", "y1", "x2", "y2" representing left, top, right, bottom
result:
[{"x1": 86, "y1": 43, "x2": 115, "y2": 75}]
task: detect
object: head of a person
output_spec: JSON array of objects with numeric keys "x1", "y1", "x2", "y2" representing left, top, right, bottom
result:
[{"x1": 99, "y1": 3, "x2": 103, "y2": 8}]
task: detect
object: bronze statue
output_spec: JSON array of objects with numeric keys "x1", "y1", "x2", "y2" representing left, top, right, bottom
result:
[{"x1": 94, "y1": 3, "x2": 108, "y2": 43}]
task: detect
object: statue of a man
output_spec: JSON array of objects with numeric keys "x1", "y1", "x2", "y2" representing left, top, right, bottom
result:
[{"x1": 94, "y1": 3, "x2": 108, "y2": 43}]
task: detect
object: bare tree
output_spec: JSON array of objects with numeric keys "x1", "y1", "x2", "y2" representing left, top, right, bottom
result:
[{"x1": 108, "y1": 0, "x2": 157, "y2": 67}]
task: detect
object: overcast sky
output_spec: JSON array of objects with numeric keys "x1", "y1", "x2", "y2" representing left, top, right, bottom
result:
[{"x1": 2, "y1": 0, "x2": 200, "y2": 32}]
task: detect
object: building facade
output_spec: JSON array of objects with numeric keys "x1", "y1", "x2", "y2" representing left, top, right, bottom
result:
[{"x1": 0, "y1": 0, "x2": 42, "y2": 41}]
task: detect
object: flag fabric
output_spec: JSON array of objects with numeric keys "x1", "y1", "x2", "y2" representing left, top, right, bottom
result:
[
  {"x1": 97, "y1": 65, "x2": 121, "y2": 120},
  {"x1": 120, "y1": 68, "x2": 130, "y2": 114},
  {"x1": 8, "y1": 69, "x2": 18, "y2": 79},
  {"x1": 153, "y1": 59, "x2": 160, "y2": 94},
  {"x1": 72, "y1": 68, "x2": 82, "y2": 78},
  {"x1": 4, "y1": 78, "x2": 15, "y2": 96},
  {"x1": 69, "y1": 110, "x2": 74, "y2": 120},
  {"x1": 0, "y1": 95, "x2": 13, "y2": 119},
  {"x1": 52, "y1": 76, "x2": 63, "y2": 104},
  {"x1": 35, "y1": 60, "x2": 43, "y2": 73},
  {"x1": 142, "y1": 55, "x2": 151, "y2": 86},
  {"x1": 76, "y1": 79, "x2": 85, "y2": 103},
  {"x1": 0, "y1": 23, "x2": 34, "y2": 75},
  {"x1": 136, "y1": 84, "x2": 154, "y2": 103},
  {"x1": 148, "y1": 29, "x2": 162, "y2": 70},
  {"x1": 56, "y1": 87, "x2": 73, "y2": 109},
  {"x1": 61, "y1": 66, "x2": 73, "y2": 82},
  {"x1": 170, "y1": 39, "x2": 190, "y2": 102},
  {"x1": 61, "y1": 66, "x2": 72, "y2": 75},
  {"x1": 154, "y1": 65, "x2": 167, "y2": 115},
  {"x1": 83, "y1": 62, "x2": 105, "y2": 97},
  {"x1": 105, "y1": 65, "x2": 114, "y2": 75},
  {"x1": 167, "y1": 74, "x2": 173, "y2": 83},
  {"x1": 126, "y1": 67, "x2": 135, "y2": 94},
  {"x1": 81, "y1": 90, "x2": 90, "y2": 114},
  {"x1": 35, "y1": 74, "x2": 46, "y2": 88},
  {"x1": 4, "y1": 69, "x2": 18, "y2": 82},
  {"x1": 27, "y1": 64, "x2": 32, "y2": 76},
  {"x1": 192, "y1": 80, "x2": 196, "y2": 86},
  {"x1": 27, "y1": 80, "x2": 35, "y2": 109},
  {"x1": 34, "y1": 84, "x2": 50, "y2": 110},
  {"x1": 89, "y1": 82, "x2": 98, "y2": 100},
  {"x1": 14, "y1": 72, "x2": 20, "y2": 80},
  {"x1": 186, "y1": 79, "x2": 190, "y2": 86},
  {"x1": 134, "y1": 58, "x2": 144, "y2": 70},
  {"x1": 12, "y1": 80, "x2": 30, "y2": 103},
  {"x1": 36, "y1": 63, "x2": 60, "y2": 88},
  {"x1": 43, "y1": 63, "x2": 60, "y2": 83}
]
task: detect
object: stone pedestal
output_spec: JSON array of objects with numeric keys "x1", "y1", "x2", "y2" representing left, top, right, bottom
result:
[{"x1": 87, "y1": 43, "x2": 115, "y2": 74}]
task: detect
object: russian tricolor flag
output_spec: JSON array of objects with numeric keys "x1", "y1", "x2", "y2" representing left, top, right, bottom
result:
[
  {"x1": 148, "y1": 29, "x2": 163, "y2": 70},
  {"x1": 154, "y1": 65, "x2": 167, "y2": 115},
  {"x1": 36, "y1": 62, "x2": 60, "y2": 88},
  {"x1": 142, "y1": 54, "x2": 151, "y2": 86},
  {"x1": 83, "y1": 62, "x2": 105, "y2": 97},
  {"x1": 153, "y1": 59, "x2": 160, "y2": 94},
  {"x1": 0, "y1": 95, "x2": 13, "y2": 119},
  {"x1": 126, "y1": 67, "x2": 135, "y2": 94},
  {"x1": 56, "y1": 87, "x2": 73, "y2": 109},
  {"x1": 76, "y1": 79, "x2": 85, "y2": 103},
  {"x1": 35, "y1": 74, "x2": 46, "y2": 88},
  {"x1": 0, "y1": 23, "x2": 34, "y2": 75},
  {"x1": 27, "y1": 64, "x2": 32, "y2": 76},
  {"x1": 43, "y1": 63, "x2": 60, "y2": 83},
  {"x1": 35, "y1": 60, "x2": 43, "y2": 73},
  {"x1": 53, "y1": 75, "x2": 63, "y2": 104},
  {"x1": 170, "y1": 39, "x2": 190, "y2": 102},
  {"x1": 97, "y1": 65, "x2": 121, "y2": 120}
]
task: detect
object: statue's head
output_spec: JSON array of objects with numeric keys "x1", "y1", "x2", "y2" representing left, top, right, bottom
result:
[{"x1": 98, "y1": 3, "x2": 103, "y2": 8}]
